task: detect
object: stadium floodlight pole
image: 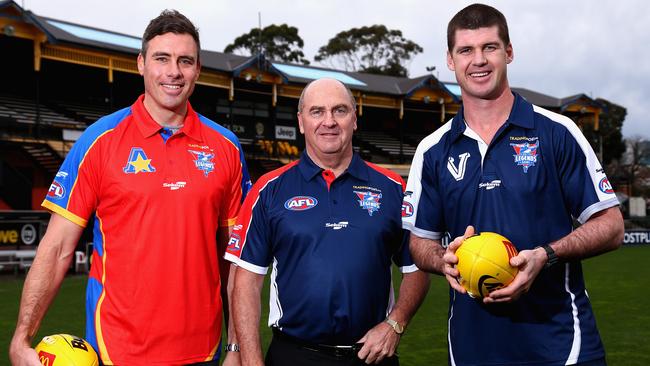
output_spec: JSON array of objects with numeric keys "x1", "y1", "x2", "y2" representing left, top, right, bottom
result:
[{"x1": 257, "y1": 11, "x2": 262, "y2": 58}]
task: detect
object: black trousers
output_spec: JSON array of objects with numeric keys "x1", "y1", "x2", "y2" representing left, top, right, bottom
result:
[
  {"x1": 265, "y1": 333, "x2": 399, "y2": 366},
  {"x1": 575, "y1": 357, "x2": 607, "y2": 366}
]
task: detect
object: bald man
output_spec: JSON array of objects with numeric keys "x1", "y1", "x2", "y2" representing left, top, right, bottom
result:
[{"x1": 226, "y1": 78, "x2": 430, "y2": 366}]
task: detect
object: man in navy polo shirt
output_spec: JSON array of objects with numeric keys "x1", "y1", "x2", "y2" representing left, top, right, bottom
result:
[
  {"x1": 227, "y1": 78, "x2": 430, "y2": 365},
  {"x1": 403, "y1": 4, "x2": 624, "y2": 366}
]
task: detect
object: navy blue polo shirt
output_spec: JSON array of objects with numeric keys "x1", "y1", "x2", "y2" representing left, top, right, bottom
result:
[
  {"x1": 403, "y1": 93, "x2": 619, "y2": 365},
  {"x1": 226, "y1": 152, "x2": 416, "y2": 345}
]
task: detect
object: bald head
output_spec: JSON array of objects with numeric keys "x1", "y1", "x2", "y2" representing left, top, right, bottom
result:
[{"x1": 298, "y1": 78, "x2": 357, "y2": 113}]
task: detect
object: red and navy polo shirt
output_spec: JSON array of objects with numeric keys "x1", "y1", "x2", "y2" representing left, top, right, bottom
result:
[
  {"x1": 43, "y1": 95, "x2": 251, "y2": 365},
  {"x1": 226, "y1": 152, "x2": 416, "y2": 345},
  {"x1": 403, "y1": 92, "x2": 619, "y2": 366}
]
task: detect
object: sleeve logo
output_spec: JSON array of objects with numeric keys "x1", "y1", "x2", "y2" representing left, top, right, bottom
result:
[
  {"x1": 47, "y1": 181, "x2": 66, "y2": 199},
  {"x1": 599, "y1": 177, "x2": 614, "y2": 194},
  {"x1": 402, "y1": 202, "x2": 414, "y2": 217},
  {"x1": 227, "y1": 233, "x2": 241, "y2": 252}
]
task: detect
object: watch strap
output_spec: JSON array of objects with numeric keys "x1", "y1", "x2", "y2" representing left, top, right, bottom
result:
[
  {"x1": 538, "y1": 244, "x2": 559, "y2": 268},
  {"x1": 385, "y1": 318, "x2": 404, "y2": 334}
]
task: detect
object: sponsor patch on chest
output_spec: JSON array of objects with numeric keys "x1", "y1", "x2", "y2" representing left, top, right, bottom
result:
[
  {"x1": 188, "y1": 150, "x2": 215, "y2": 176},
  {"x1": 510, "y1": 138, "x2": 539, "y2": 173},
  {"x1": 284, "y1": 196, "x2": 318, "y2": 211},
  {"x1": 354, "y1": 191, "x2": 382, "y2": 216}
]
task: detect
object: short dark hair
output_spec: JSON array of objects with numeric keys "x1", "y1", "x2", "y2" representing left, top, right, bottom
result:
[
  {"x1": 447, "y1": 3, "x2": 509, "y2": 51},
  {"x1": 141, "y1": 9, "x2": 200, "y2": 59}
]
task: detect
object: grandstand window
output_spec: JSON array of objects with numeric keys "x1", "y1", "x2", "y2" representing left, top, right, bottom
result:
[{"x1": 276, "y1": 105, "x2": 296, "y2": 121}]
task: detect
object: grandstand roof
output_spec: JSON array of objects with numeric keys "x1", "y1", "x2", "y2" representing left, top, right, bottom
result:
[
  {"x1": 0, "y1": 0, "x2": 601, "y2": 112},
  {"x1": 0, "y1": 0, "x2": 455, "y2": 99},
  {"x1": 442, "y1": 81, "x2": 602, "y2": 112}
]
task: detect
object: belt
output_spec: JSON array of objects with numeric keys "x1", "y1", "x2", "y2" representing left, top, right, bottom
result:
[{"x1": 272, "y1": 328, "x2": 363, "y2": 358}]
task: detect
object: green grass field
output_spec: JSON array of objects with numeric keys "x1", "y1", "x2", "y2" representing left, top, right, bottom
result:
[{"x1": 1, "y1": 245, "x2": 649, "y2": 365}]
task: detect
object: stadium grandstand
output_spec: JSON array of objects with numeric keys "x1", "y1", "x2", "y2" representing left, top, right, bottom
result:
[{"x1": 0, "y1": 0, "x2": 610, "y2": 264}]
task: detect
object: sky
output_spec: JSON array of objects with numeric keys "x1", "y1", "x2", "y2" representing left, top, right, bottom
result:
[{"x1": 19, "y1": 0, "x2": 650, "y2": 138}]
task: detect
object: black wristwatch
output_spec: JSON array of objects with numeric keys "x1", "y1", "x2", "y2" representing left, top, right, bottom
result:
[{"x1": 537, "y1": 244, "x2": 559, "y2": 268}]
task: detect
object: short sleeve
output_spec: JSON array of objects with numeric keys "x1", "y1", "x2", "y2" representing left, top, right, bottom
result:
[
  {"x1": 42, "y1": 131, "x2": 103, "y2": 227},
  {"x1": 224, "y1": 179, "x2": 272, "y2": 275},
  {"x1": 404, "y1": 150, "x2": 445, "y2": 240},
  {"x1": 555, "y1": 122, "x2": 619, "y2": 223},
  {"x1": 392, "y1": 230, "x2": 418, "y2": 273},
  {"x1": 219, "y1": 140, "x2": 252, "y2": 227}
]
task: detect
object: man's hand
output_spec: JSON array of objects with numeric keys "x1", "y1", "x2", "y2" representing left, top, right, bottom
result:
[
  {"x1": 9, "y1": 339, "x2": 41, "y2": 366},
  {"x1": 442, "y1": 226, "x2": 475, "y2": 294},
  {"x1": 222, "y1": 351, "x2": 241, "y2": 366},
  {"x1": 356, "y1": 321, "x2": 400, "y2": 364},
  {"x1": 484, "y1": 246, "x2": 547, "y2": 303}
]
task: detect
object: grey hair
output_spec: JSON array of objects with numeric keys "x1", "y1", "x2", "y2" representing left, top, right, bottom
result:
[{"x1": 297, "y1": 79, "x2": 357, "y2": 112}]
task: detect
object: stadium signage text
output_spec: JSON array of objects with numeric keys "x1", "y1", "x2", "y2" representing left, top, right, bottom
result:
[
  {"x1": 0, "y1": 230, "x2": 18, "y2": 244},
  {"x1": 275, "y1": 125, "x2": 296, "y2": 140},
  {"x1": 623, "y1": 230, "x2": 650, "y2": 245},
  {"x1": 0, "y1": 222, "x2": 43, "y2": 248}
]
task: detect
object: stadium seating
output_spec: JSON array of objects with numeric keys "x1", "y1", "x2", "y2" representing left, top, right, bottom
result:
[
  {"x1": 254, "y1": 139, "x2": 300, "y2": 158},
  {"x1": 0, "y1": 94, "x2": 85, "y2": 129},
  {"x1": 54, "y1": 100, "x2": 110, "y2": 124},
  {"x1": 355, "y1": 130, "x2": 417, "y2": 161}
]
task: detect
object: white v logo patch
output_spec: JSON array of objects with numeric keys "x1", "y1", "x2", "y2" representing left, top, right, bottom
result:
[{"x1": 447, "y1": 152, "x2": 471, "y2": 181}]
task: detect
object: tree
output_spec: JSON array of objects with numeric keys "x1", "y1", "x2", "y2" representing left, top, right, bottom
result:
[
  {"x1": 315, "y1": 25, "x2": 423, "y2": 77},
  {"x1": 592, "y1": 99, "x2": 626, "y2": 165},
  {"x1": 622, "y1": 136, "x2": 650, "y2": 197},
  {"x1": 224, "y1": 24, "x2": 309, "y2": 65}
]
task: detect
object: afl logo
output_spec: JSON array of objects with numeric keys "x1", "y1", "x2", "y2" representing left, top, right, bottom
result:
[
  {"x1": 284, "y1": 196, "x2": 318, "y2": 211},
  {"x1": 47, "y1": 181, "x2": 66, "y2": 199},
  {"x1": 227, "y1": 233, "x2": 241, "y2": 251},
  {"x1": 599, "y1": 178, "x2": 614, "y2": 194},
  {"x1": 402, "y1": 202, "x2": 414, "y2": 217}
]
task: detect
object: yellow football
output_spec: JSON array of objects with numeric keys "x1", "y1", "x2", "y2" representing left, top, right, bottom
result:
[
  {"x1": 35, "y1": 334, "x2": 98, "y2": 366},
  {"x1": 455, "y1": 232, "x2": 519, "y2": 298}
]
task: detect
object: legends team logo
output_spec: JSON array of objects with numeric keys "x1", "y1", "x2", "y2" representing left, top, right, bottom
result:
[
  {"x1": 510, "y1": 140, "x2": 539, "y2": 173},
  {"x1": 188, "y1": 150, "x2": 215, "y2": 176},
  {"x1": 123, "y1": 147, "x2": 156, "y2": 174},
  {"x1": 285, "y1": 196, "x2": 318, "y2": 211},
  {"x1": 354, "y1": 191, "x2": 382, "y2": 216}
]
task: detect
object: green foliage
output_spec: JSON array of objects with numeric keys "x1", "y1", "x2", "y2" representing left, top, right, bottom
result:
[
  {"x1": 224, "y1": 24, "x2": 310, "y2": 65},
  {"x1": 315, "y1": 25, "x2": 423, "y2": 77},
  {"x1": 595, "y1": 98, "x2": 627, "y2": 165}
]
